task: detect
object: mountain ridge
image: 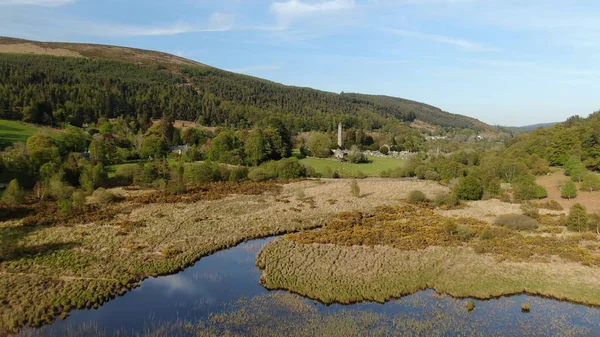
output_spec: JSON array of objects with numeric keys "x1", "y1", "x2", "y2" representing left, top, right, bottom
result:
[{"x1": 0, "y1": 36, "x2": 493, "y2": 132}]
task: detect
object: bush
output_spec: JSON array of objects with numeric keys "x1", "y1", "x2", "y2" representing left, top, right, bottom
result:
[
  {"x1": 561, "y1": 180, "x2": 578, "y2": 199},
  {"x1": 479, "y1": 230, "x2": 494, "y2": 240},
  {"x1": 248, "y1": 168, "x2": 268, "y2": 182},
  {"x1": 91, "y1": 188, "x2": 114, "y2": 206},
  {"x1": 228, "y1": 166, "x2": 249, "y2": 182},
  {"x1": 434, "y1": 193, "x2": 459, "y2": 209},
  {"x1": 567, "y1": 203, "x2": 588, "y2": 232},
  {"x1": 494, "y1": 214, "x2": 539, "y2": 230},
  {"x1": 443, "y1": 219, "x2": 458, "y2": 235},
  {"x1": 379, "y1": 146, "x2": 389, "y2": 155},
  {"x1": 520, "y1": 202, "x2": 540, "y2": 220},
  {"x1": 115, "y1": 164, "x2": 140, "y2": 185},
  {"x1": 513, "y1": 175, "x2": 545, "y2": 200},
  {"x1": 2, "y1": 179, "x2": 25, "y2": 206},
  {"x1": 184, "y1": 162, "x2": 220, "y2": 184},
  {"x1": 454, "y1": 176, "x2": 483, "y2": 201},
  {"x1": 534, "y1": 185, "x2": 548, "y2": 199},
  {"x1": 350, "y1": 180, "x2": 360, "y2": 198},
  {"x1": 72, "y1": 191, "x2": 86, "y2": 211},
  {"x1": 407, "y1": 190, "x2": 427, "y2": 204},
  {"x1": 423, "y1": 170, "x2": 441, "y2": 181},
  {"x1": 533, "y1": 200, "x2": 563, "y2": 211},
  {"x1": 276, "y1": 158, "x2": 305, "y2": 179}
]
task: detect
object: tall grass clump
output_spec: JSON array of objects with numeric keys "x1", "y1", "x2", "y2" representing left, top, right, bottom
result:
[
  {"x1": 350, "y1": 180, "x2": 360, "y2": 198},
  {"x1": 494, "y1": 214, "x2": 539, "y2": 231},
  {"x1": 407, "y1": 190, "x2": 427, "y2": 204}
]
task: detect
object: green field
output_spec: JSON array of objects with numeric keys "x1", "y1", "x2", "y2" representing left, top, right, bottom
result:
[
  {"x1": 299, "y1": 155, "x2": 405, "y2": 177},
  {"x1": 0, "y1": 120, "x2": 42, "y2": 147}
]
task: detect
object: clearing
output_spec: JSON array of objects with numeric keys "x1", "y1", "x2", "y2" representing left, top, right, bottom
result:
[{"x1": 299, "y1": 155, "x2": 405, "y2": 177}]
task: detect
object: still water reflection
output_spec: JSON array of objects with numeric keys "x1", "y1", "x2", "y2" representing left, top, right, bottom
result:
[{"x1": 20, "y1": 237, "x2": 600, "y2": 336}]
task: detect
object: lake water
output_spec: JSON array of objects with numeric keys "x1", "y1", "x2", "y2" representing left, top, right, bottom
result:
[{"x1": 18, "y1": 237, "x2": 600, "y2": 336}]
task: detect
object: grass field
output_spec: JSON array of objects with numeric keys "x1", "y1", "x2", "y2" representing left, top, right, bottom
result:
[
  {"x1": 0, "y1": 119, "x2": 59, "y2": 149},
  {"x1": 0, "y1": 120, "x2": 41, "y2": 148},
  {"x1": 299, "y1": 156, "x2": 405, "y2": 177}
]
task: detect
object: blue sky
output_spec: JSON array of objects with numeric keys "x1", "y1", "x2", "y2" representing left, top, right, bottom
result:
[{"x1": 1, "y1": 0, "x2": 599, "y2": 126}]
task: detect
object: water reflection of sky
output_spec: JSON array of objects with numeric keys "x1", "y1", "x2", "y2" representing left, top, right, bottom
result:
[{"x1": 21, "y1": 237, "x2": 600, "y2": 336}]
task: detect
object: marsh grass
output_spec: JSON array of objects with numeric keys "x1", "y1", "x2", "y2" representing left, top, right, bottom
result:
[
  {"x1": 1, "y1": 179, "x2": 444, "y2": 334},
  {"x1": 258, "y1": 203, "x2": 600, "y2": 306}
]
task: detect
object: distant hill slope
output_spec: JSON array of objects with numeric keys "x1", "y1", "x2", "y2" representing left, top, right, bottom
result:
[
  {"x1": 0, "y1": 36, "x2": 492, "y2": 132},
  {"x1": 505, "y1": 122, "x2": 559, "y2": 132}
]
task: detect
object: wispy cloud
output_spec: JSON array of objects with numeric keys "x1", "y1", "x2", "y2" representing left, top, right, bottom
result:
[
  {"x1": 0, "y1": 0, "x2": 74, "y2": 6},
  {"x1": 270, "y1": 0, "x2": 355, "y2": 27},
  {"x1": 383, "y1": 28, "x2": 499, "y2": 52},
  {"x1": 227, "y1": 64, "x2": 283, "y2": 74},
  {"x1": 76, "y1": 13, "x2": 235, "y2": 37}
]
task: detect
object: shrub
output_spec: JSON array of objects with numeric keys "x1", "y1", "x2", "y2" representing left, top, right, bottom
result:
[
  {"x1": 494, "y1": 214, "x2": 539, "y2": 230},
  {"x1": 91, "y1": 188, "x2": 114, "y2": 206},
  {"x1": 72, "y1": 191, "x2": 86, "y2": 211},
  {"x1": 520, "y1": 202, "x2": 540, "y2": 220},
  {"x1": 379, "y1": 146, "x2": 389, "y2": 155},
  {"x1": 2, "y1": 179, "x2": 25, "y2": 206},
  {"x1": 522, "y1": 303, "x2": 531, "y2": 312},
  {"x1": 567, "y1": 203, "x2": 588, "y2": 232},
  {"x1": 561, "y1": 180, "x2": 578, "y2": 199},
  {"x1": 115, "y1": 164, "x2": 140, "y2": 185},
  {"x1": 533, "y1": 200, "x2": 563, "y2": 211},
  {"x1": 407, "y1": 190, "x2": 427, "y2": 204},
  {"x1": 434, "y1": 193, "x2": 459, "y2": 209},
  {"x1": 184, "y1": 162, "x2": 220, "y2": 184},
  {"x1": 453, "y1": 176, "x2": 483, "y2": 201},
  {"x1": 276, "y1": 158, "x2": 306, "y2": 179},
  {"x1": 350, "y1": 180, "x2": 360, "y2": 198},
  {"x1": 581, "y1": 173, "x2": 600, "y2": 192},
  {"x1": 443, "y1": 219, "x2": 458, "y2": 235},
  {"x1": 479, "y1": 230, "x2": 494, "y2": 240},
  {"x1": 456, "y1": 225, "x2": 475, "y2": 241},
  {"x1": 423, "y1": 170, "x2": 441, "y2": 181},
  {"x1": 534, "y1": 185, "x2": 548, "y2": 199},
  {"x1": 228, "y1": 166, "x2": 249, "y2": 182},
  {"x1": 58, "y1": 198, "x2": 73, "y2": 215},
  {"x1": 248, "y1": 168, "x2": 268, "y2": 182},
  {"x1": 513, "y1": 175, "x2": 545, "y2": 200}
]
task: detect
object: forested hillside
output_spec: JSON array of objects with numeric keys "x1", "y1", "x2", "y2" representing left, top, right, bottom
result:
[
  {"x1": 0, "y1": 37, "x2": 491, "y2": 132},
  {"x1": 510, "y1": 113, "x2": 600, "y2": 170}
]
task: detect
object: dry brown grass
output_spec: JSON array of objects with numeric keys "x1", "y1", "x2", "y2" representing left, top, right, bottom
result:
[{"x1": 537, "y1": 170, "x2": 600, "y2": 214}]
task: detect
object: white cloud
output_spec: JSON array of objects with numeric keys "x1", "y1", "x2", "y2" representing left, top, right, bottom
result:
[
  {"x1": 270, "y1": 0, "x2": 355, "y2": 26},
  {"x1": 384, "y1": 28, "x2": 499, "y2": 52},
  {"x1": 0, "y1": 0, "x2": 74, "y2": 6},
  {"x1": 80, "y1": 13, "x2": 235, "y2": 37}
]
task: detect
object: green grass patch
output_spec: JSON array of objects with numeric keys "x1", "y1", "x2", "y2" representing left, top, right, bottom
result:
[
  {"x1": 0, "y1": 120, "x2": 41, "y2": 147},
  {"x1": 299, "y1": 155, "x2": 405, "y2": 177}
]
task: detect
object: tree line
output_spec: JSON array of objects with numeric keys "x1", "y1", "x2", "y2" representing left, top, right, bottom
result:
[{"x1": 0, "y1": 53, "x2": 484, "y2": 133}]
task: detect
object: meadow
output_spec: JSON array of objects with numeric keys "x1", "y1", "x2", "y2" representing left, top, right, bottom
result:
[
  {"x1": 298, "y1": 155, "x2": 406, "y2": 177},
  {"x1": 0, "y1": 120, "x2": 43, "y2": 148}
]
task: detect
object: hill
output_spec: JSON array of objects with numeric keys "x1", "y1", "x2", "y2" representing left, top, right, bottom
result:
[
  {"x1": 0, "y1": 36, "x2": 492, "y2": 132},
  {"x1": 505, "y1": 122, "x2": 558, "y2": 133},
  {"x1": 509, "y1": 113, "x2": 600, "y2": 169}
]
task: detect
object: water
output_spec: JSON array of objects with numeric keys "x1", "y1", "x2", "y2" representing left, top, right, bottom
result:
[{"x1": 19, "y1": 237, "x2": 600, "y2": 336}]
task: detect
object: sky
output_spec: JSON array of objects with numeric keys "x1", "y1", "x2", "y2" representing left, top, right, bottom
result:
[{"x1": 1, "y1": 0, "x2": 599, "y2": 126}]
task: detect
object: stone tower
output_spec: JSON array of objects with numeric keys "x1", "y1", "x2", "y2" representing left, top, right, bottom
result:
[{"x1": 337, "y1": 122, "x2": 343, "y2": 148}]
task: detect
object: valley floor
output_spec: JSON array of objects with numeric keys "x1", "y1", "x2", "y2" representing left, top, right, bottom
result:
[{"x1": 0, "y1": 179, "x2": 444, "y2": 335}]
